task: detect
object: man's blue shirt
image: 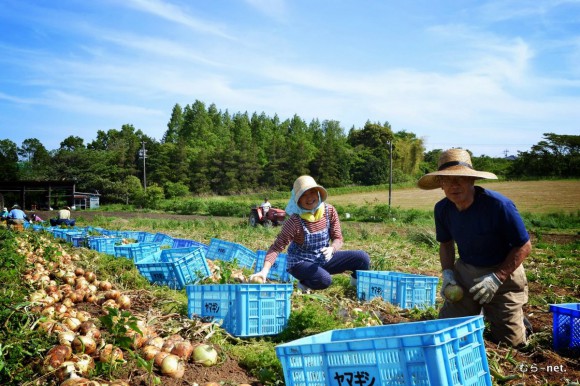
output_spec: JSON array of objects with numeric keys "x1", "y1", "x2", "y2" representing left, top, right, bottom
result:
[{"x1": 435, "y1": 186, "x2": 529, "y2": 266}]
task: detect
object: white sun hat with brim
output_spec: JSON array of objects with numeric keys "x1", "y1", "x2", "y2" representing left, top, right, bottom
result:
[
  {"x1": 418, "y1": 148, "x2": 498, "y2": 190},
  {"x1": 292, "y1": 175, "x2": 328, "y2": 203}
]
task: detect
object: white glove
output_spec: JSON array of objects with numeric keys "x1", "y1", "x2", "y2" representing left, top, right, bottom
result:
[
  {"x1": 249, "y1": 269, "x2": 269, "y2": 283},
  {"x1": 321, "y1": 246, "x2": 334, "y2": 262},
  {"x1": 469, "y1": 273, "x2": 502, "y2": 304},
  {"x1": 440, "y1": 269, "x2": 457, "y2": 299}
]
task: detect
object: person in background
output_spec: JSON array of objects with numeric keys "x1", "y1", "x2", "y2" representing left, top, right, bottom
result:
[
  {"x1": 30, "y1": 212, "x2": 43, "y2": 223},
  {"x1": 418, "y1": 148, "x2": 531, "y2": 348},
  {"x1": 7, "y1": 204, "x2": 28, "y2": 228},
  {"x1": 260, "y1": 198, "x2": 272, "y2": 215},
  {"x1": 58, "y1": 206, "x2": 71, "y2": 221},
  {"x1": 1, "y1": 207, "x2": 9, "y2": 227},
  {"x1": 251, "y1": 175, "x2": 370, "y2": 292}
]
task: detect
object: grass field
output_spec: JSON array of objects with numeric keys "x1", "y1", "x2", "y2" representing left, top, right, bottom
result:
[{"x1": 329, "y1": 180, "x2": 580, "y2": 214}]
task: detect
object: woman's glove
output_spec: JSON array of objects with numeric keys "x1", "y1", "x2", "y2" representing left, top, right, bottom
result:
[
  {"x1": 321, "y1": 246, "x2": 334, "y2": 262},
  {"x1": 469, "y1": 273, "x2": 502, "y2": 304},
  {"x1": 440, "y1": 269, "x2": 457, "y2": 299},
  {"x1": 249, "y1": 268, "x2": 269, "y2": 283}
]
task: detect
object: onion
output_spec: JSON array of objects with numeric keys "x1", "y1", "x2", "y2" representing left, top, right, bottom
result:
[
  {"x1": 193, "y1": 344, "x2": 218, "y2": 367},
  {"x1": 160, "y1": 354, "x2": 185, "y2": 378},
  {"x1": 72, "y1": 335, "x2": 97, "y2": 355},
  {"x1": 98, "y1": 281, "x2": 112, "y2": 291},
  {"x1": 116, "y1": 295, "x2": 131, "y2": 309},
  {"x1": 84, "y1": 327, "x2": 102, "y2": 340},
  {"x1": 153, "y1": 351, "x2": 170, "y2": 368},
  {"x1": 76, "y1": 310, "x2": 92, "y2": 323},
  {"x1": 54, "y1": 361, "x2": 76, "y2": 381},
  {"x1": 64, "y1": 317, "x2": 81, "y2": 332},
  {"x1": 145, "y1": 336, "x2": 164, "y2": 349},
  {"x1": 74, "y1": 267, "x2": 85, "y2": 277},
  {"x1": 101, "y1": 299, "x2": 119, "y2": 313},
  {"x1": 58, "y1": 331, "x2": 77, "y2": 346},
  {"x1": 105, "y1": 290, "x2": 121, "y2": 300},
  {"x1": 171, "y1": 340, "x2": 194, "y2": 360},
  {"x1": 78, "y1": 321, "x2": 96, "y2": 335},
  {"x1": 141, "y1": 345, "x2": 160, "y2": 361},
  {"x1": 99, "y1": 344, "x2": 124, "y2": 364},
  {"x1": 84, "y1": 271, "x2": 96, "y2": 283},
  {"x1": 72, "y1": 353, "x2": 95, "y2": 375}
]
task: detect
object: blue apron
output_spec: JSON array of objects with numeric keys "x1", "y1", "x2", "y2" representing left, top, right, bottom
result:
[{"x1": 287, "y1": 206, "x2": 330, "y2": 269}]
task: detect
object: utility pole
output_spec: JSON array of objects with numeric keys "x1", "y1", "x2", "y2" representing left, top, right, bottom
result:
[
  {"x1": 388, "y1": 140, "x2": 393, "y2": 206},
  {"x1": 140, "y1": 141, "x2": 147, "y2": 191}
]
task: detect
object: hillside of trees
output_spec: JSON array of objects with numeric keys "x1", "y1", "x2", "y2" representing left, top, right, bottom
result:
[{"x1": 1, "y1": 99, "x2": 578, "y2": 205}]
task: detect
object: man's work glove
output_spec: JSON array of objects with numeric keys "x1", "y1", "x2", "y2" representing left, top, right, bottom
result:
[
  {"x1": 321, "y1": 246, "x2": 334, "y2": 262},
  {"x1": 469, "y1": 273, "x2": 502, "y2": 304},
  {"x1": 440, "y1": 269, "x2": 457, "y2": 299}
]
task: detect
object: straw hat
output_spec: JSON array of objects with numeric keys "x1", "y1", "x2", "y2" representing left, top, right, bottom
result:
[
  {"x1": 11, "y1": 204, "x2": 20, "y2": 209},
  {"x1": 418, "y1": 148, "x2": 498, "y2": 190},
  {"x1": 292, "y1": 175, "x2": 328, "y2": 203}
]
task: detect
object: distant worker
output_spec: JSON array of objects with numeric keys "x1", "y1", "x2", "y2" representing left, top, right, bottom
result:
[
  {"x1": 1, "y1": 207, "x2": 8, "y2": 220},
  {"x1": 418, "y1": 148, "x2": 531, "y2": 348},
  {"x1": 260, "y1": 198, "x2": 272, "y2": 215},
  {"x1": 7, "y1": 204, "x2": 28, "y2": 228},
  {"x1": 58, "y1": 206, "x2": 71, "y2": 220}
]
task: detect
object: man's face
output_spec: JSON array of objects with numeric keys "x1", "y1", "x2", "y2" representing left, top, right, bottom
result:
[
  {"x1": 298, "y1": 189, "x2": 319, "y2": 210},
  {"x1": 439, "y1": 176, "x2": 476, "y2": 207}
]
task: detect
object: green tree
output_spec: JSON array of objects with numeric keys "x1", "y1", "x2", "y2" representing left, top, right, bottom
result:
[
  {"x1": 348, "y1": 122, "x2": 394, "y2": 185},
  {"x1": 508, "y1": 133, "x2": 580, "y2": 178},
  {"x1": 0, "y1": 139, "x2": 19, "y2": 180}
]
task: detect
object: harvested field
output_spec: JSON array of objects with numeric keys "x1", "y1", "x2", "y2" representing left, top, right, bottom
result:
[{"x1": 330, "y1": 180, "x2": 580, "y2": 213}]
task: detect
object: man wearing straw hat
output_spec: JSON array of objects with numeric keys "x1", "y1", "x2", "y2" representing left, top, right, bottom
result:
[
  {"x1": 418, "y1": 148, "x2": 532, "y2": 348},
  {"x1": 251, "y1": 175, "x2": 370, "y2": 292}
]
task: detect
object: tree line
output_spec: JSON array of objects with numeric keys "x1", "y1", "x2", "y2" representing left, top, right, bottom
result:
[{"x1": 1, "y1": 99, "x2": 578, "y2": 205}]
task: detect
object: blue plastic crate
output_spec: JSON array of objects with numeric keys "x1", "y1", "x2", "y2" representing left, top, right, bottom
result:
[
  {"x1": 71, "y1": 235, "x2": 88, "y2": 248},
  {"x1": 157, "y1": 247, "x2": 204, "y2": 262},
  {"x1": 137, "y1": 231, "x2": 156, "y2": 242},
  {"x1": 276, "y1": 315, "x2": 491, "y2": 386},
  {"x1": 152, "y1": 232, "x2": 174, "y2": 247},
  {"x1": 128, "y1": 242, "x2": 162, "y2": 262},
  {"x1": 114, "y1": 243, "x2": 136, "y2": 259},
  {"x1": 255, "y1": 250, "x2": 295, "y2": 282},
  {"x1": 119, "y1": 230, "x2": 141, "y2": 242},
  {"x1": 172, "y1": 238, "x2": 208, "y2": 250},
  {"x1": 65, "y1": 231, "x2": 86, "y2": 244},
  {"x1": 357, "y1": 270, "x2": 438, "y2": 309},
  {"x1": 549, "y1": 303, "x2": 580, "y2": 354},
  {"x1": 32, "y1": 224, "x2": 45, "y2": 232},
  {"x1": 88, "y1": 237, "x2": 123, "y2": 255},
  {"x1": 186, "y1": 283, "x2": 293, "y2": 337},
  {"x1": 135, "y1": 247, "x2": 210, "y2": 290},
  {"x1": 206, "y1": 238, "x2": 256, "y2": 270}
]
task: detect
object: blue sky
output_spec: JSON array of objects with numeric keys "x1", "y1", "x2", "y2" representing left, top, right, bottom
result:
[{"x1": 1, "y1": 0, "x2": 579, "y2": 157}]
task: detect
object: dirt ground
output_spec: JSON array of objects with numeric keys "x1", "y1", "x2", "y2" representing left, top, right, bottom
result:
[{"x1": 34, "y1": 210, "x2": 579, "y2": 385}]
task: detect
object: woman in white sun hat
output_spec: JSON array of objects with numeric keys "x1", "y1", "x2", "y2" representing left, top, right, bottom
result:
[
  {"x1": 251, "y1": 175, "x2": 370, "y2": 292},
  {"x1": 419, "y1": 148, "x2": 531, "y2": 348}
]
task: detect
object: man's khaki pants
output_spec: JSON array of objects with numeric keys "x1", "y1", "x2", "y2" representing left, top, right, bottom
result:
[{"x1": 439, "y1": 259, "x2": 528, "y2": 348}]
